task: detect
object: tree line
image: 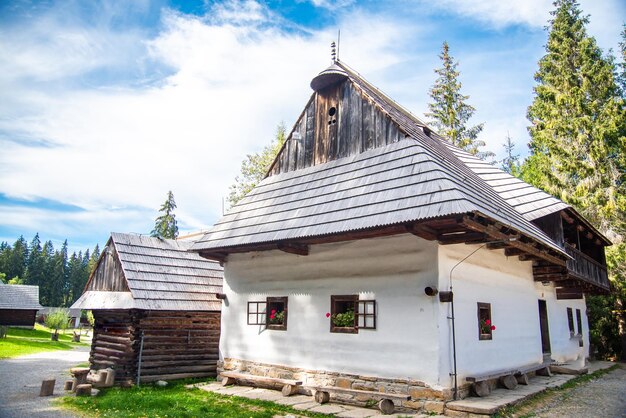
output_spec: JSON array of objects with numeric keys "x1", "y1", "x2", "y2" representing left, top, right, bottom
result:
[{"x1": 0, "y1": 234, "x2": 100, "y2": 308}]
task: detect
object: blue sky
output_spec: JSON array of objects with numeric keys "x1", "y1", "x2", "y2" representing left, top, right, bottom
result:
[{"x1": 0, "y1": 0, "x2": 624, "y2": 254}]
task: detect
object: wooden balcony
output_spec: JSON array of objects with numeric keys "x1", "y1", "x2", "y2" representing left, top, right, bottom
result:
[{"x1": 564, "y1": 244, "x2": 610, "y2": 292}]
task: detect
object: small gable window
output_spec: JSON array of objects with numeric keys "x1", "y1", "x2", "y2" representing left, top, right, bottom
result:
[
  {"x1": 477, "y1": 302, "x2": 494, "y2": 341},
  {"x1": 330, "y1": 295, "x2": 376, "y2": 333},
  {"x1": 247, "y1": 297, "x2": 288, "y2": 330}
]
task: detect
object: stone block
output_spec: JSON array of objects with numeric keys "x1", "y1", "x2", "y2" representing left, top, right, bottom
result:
[
  {"x1": 75, "y1": 384, "x2": 93, "y2": 397},
  {"x1": 39, "y1": 379, "x2": 55, "y2": 397},
  {"x1": 444, "y1": 408, "x2": 470, "y2": 418},
  {"x1": 408, "y1": 387, "x2": 444, "y2": 400},
  {"x1": 352, "y1": 382, "x2": 376, "y2": 391},
  {"x1": 423, "y1": 400, "x2": 444, "y2": 414},
  {"x1": 336, "y1": 377, "x2": 352, "y2": 389},
  {"x1": 402, "y1": 400, "x2": 424, "y2": 410}
]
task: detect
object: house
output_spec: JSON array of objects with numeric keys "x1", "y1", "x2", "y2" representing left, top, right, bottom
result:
[
  {"x1": 0, "y1": 283, "x2": 43, "y2": 328},
  {"x1": 190, "y1": 59, "x2": 610, "y2": 413},
  {"x1": 71, "y1": 232, "x2": 223, "y2": 385}
]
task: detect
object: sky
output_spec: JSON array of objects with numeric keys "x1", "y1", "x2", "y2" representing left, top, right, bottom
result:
[{"x1": 0, "y1": 0, "x2": 624, "y2": 254}]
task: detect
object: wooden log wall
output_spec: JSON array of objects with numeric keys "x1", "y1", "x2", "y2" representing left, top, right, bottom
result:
[
  {"x1": 90, "y1": 309, "x2": 220, "y2": 385},
  {"x1": 269, "y1": 80, "x2": 401, "y2": 176},
  {"x1": 0, "y1": 309, "x2": 37, "y2": 327}
]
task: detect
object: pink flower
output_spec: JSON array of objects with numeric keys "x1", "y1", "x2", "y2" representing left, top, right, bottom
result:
[
  {"x1": 491, "y1": 325, "x2": 496, "y2": 331},
  {"x1": 270, "y1": 313, "x2": 275, "y2": 319},
  {"x1": 485, "y1": 319, "x2": 491, "y2": 325},
  {"x1": 271, "y1": 309, "x2": 276, "y2": 314},
  {"x1": 326, "y1": 312, "x2": 331, "y2": 318}
]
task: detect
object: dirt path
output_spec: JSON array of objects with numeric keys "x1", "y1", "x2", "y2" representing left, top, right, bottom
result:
[
  {"x1": 0, "y1": 346, "x2": 89, "y2": 418},
  {"x1": 526, "y1": 365, "x2": 626, "y2": 418}
]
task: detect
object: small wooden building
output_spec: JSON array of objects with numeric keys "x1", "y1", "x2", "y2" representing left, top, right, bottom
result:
[
  {"x1": 71, "y1": 232, "x2": 223, "y2": 384},
  {"x1": 0, "y1": 283, "x2": 43, "y2": 327}
]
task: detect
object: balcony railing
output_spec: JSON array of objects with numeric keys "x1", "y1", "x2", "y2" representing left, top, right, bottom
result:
[{"x1": 564, "y1": 243, "x2": 610, "y2": 291}]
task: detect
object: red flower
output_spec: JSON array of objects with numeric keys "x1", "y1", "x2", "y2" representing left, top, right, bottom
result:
[
  {"x1": 326, "y1": 312, "x2": 331, "y2": 318},
  {"x1": 485, "y1": 319, "x2": 491, "y2": 325},
  {"x1": 491, "y1": 325, "x2": 496, "y2": 331},
  {"x1": 270, "y1": 313, "x2": 275, "y2": 319},
  {"x1": 271, "y1": 309, "x2": 276, "y2": 314}
]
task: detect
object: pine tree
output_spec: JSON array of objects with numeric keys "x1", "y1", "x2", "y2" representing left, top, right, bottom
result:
[
  {"x1": 48, "y1": 240, "x2": 69, "y2": 307},
  {"x1": 618, "y1": 25, "x2": 626, "y2": 97},
  {"x1": 501, "y1": 132, "x2": 520, "y2": 175},
  {"x1": 426, "y1": 42, "x2": 493, "y2": 159},
  {"x1": 39, "y1": 241, "x2": 55, "y2": 306},
  {"x1": 6, "y1": 236, "x2": 28, "y2": 282},
  {"x1": 88, "y1": 244, "x2": 100, "y2": 276},
  {"x1": 25, "y1": 233, "x2": 45, "y2": 287},
  {"x1": 151, "y1": 191, "x2": 179, "y2": 239},
  {"x1": 228, "y1": 122, "x2": 287, "y2": 206},
  {"x1": 524, "y1": 0, "x2": 626, "y2": 360}
]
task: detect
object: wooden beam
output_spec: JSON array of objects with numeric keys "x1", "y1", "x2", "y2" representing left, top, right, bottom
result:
[
  {"x1": 504, "y1": 248, "x2": 524, "y2": 257},
  {"x1": 461, "y1": 215, "x2": 566, "y2": 266},
  {"x1": 199, "y1": 252, "x2": 227, "y2": 264},
  {"x1": 487, "y1": 242, "x2": 508, "y2": 250},
  {"x1": 405, "y1": 223, "x2": 438, "y2": 241},
  {"x1": 560, "y1": 211, "x2": 575, "y2": 224},
  {"x1": 437, "y1": 232, "x2": 486, "y2": 245},
  {"x1": 277, "y1": 242, "x2": 309, "y2": 256},
  {"x1": 556, "y1": 287, "x2": 583, "y2": 300}
]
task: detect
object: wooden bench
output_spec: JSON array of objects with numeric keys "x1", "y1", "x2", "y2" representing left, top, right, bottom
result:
[
  {"x1": 466, "y1": 368, "x2": 519, "y2": 397},
  {"x1": 220, "y1": 371, "x2": 302, "y2": 396},
  {"x1": 311, "y1": 386, "x2": 410, "y2": 415},
  {"x1": 516, "y1": 362, "x2": 551, "y2": 384}
]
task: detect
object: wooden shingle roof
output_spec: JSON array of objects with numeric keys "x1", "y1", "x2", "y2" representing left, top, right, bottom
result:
[
  {"x1": 73, "y1": 233, "x2": 223, "y2": 311},
  {"x1": 0, "y1": 283, "x2": 42, "y2": 310}
]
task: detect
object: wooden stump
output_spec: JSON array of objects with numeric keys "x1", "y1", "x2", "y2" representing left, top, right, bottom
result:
[
  {"x1": 500, "y1": 375, "x2": 518, "y2": 390},
  {"x1": 222, "y1": 376, "x2": 236, "y2": 386},
  {"x1": 72, "y1": 332, "x2": 80, "y2": 342},
  {"x1": 378, "y1": 399, "x2": 395, "y2": 415},
  {"x1": 472, "y1": 381, "x2": 491, "y2": 397},
  {"x1": 516, "y1": 373, "x2": 529, "y2": 385},
  {"x1": 281, "y1": 384, "x2": 298, "y2": 397},
  {"x1": 51, "y1": 333, "x2": 59, "y2": 341},
  {"x1": 64, "y1": 380, "x2": 74, "y2": 391},
  {"x1": 536, "y1": 367, "x2": 552, "y2": 377},
  {"x1": 314, "y1": 390, "x2": 330, "y2": 404},
  {"x1": 39, "y1": 379, "x2": 55, "y2": 397},
  {"x1": 75, "y1": 384, "x2": 92, "y2": 397}
]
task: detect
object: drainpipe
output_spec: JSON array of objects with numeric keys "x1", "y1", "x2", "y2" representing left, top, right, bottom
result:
[{"x1": 137, "y1": 330, "x2": 145, "y2": 386}]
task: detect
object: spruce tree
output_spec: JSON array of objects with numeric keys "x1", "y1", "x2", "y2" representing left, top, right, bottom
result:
[
  {"x1": 501, "y1": 133, "x2": 520, "y2": 175},
  {"x1": 524, "y1": 0, "x2": 626, "y2": 360},
  {"x1": 426, "y1": 42, "x2": 493, "y2": 159},
  {"x1": 6, "y1": 236, "x2": 28, "y2": 282},
  {"x1": 40, "y1": 241, "x2": 55, "y2": 306},
  {"x1": 228, "y1": 122, "x2": 287, "y2": 206},
  {"x1": 151, "y1": 191, "x2": 179, "y2": 239},
  {"x1": 25, "y1": 233, "x2": 45, "y2": 287}
]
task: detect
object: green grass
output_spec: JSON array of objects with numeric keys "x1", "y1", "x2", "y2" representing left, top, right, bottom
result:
[
  {"x1": 0, "y1": 324, "x2": 88, "y2": 359},
  {"x1": 493, "y1": 365, "x2": 620, "y2": 417},
  {"x1": 60, "y1": 380, "x2": 330, "y2": 418}
]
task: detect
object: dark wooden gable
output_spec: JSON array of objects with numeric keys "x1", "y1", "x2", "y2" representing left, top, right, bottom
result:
[
  {"x1": 86, "y1": 240, "x2": 129, "y2": 292},
  {"x1": 269, "y1": 78, "x2": 403, "y2": 175}
]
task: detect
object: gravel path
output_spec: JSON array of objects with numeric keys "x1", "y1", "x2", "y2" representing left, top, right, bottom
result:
[
  {"x1": 0, "y1": 346, "x2": 89, "y2": 418},
  {"x1": 533, "y1": 365, "x2": 626, "y2": 418}
]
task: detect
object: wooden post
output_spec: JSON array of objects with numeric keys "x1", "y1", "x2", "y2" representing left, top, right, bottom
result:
[
  {"x1": 377, "y1": 398, "x2": 395, "y2": 414},
  {"x1": 39, "y1": 379, "x2": 55, "y2": 397},
  {"x1": 472, "y1": 381, "x2": 491, "y2": 397},
  {"x1": 314, "y1": 390, "x2": 330, "y2": 404},
  {"x1": 281, "y1": 384, "x2": 298, "y2": 396},
  {"x1": 516, "y1": 373, "x2": 530, "y2": 385},
  {"x1": 499, "y1": 375, "x2": 518, "y2": 390},
  {"x1": 222, "y1": 376, "x2": 236, "y2": 386},
  {"x1": 536, "y1": 367, "x2": 552, "y2": 377}
]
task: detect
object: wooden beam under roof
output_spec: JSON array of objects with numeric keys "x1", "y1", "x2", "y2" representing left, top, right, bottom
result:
[
  {"x1": 277, "y1": 242, "x2": 309, "y2": 256},
  {"x1": 405, "y1": 223, "x2": 438, "y2": 240},
  {"x1": 461, "y1": 215, "x2": 567, "y2": 266}
]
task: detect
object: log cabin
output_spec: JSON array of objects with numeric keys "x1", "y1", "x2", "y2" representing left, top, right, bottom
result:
[
  {"x1": 190, "y1": 59, "x2": 611, "y2": 413},
  {"x1": 71, "y1": 232, "x2": 223, "y2": 385},
  {"x1": 0, "y1": 283, "x2": 42, "y2": 327}
]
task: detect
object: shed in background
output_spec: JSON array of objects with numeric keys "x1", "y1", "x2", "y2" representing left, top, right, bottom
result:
[
  {"x1": 0, "y1": 283, "x2": 43, "y2": 327},
  {"x1": 72, "y1": 232, "x2": 223, "y2": 385}
]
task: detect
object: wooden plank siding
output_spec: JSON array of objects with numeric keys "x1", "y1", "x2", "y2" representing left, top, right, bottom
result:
[
  {"x1": 87, "y1": 242, "x2": 129, "y2": 292},
  {"x1": 90, "y1": 309, "x2": 220, "y2": 385},
  {"x1": 0, "y1": 309, "x2": 37, "y2": 327},
  {"x1": 269, "y1": 80, "x2": 401, "y2": 176}
]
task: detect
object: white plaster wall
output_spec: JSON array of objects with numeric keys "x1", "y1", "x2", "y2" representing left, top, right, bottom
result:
[
  {"x1": 220, "y1": 234, "x2": 444, "y2": 387},
  {"x1": 437, "y1": 244, "x2": 543, "y2": 388},
  {"x1": 535, "y1": 282, "x2": 589, "y2": 363}
]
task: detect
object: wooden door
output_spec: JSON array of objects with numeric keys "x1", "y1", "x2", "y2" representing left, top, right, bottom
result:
[{"x1": 538, "y1": 300, "x2": 551, "y2": 354}]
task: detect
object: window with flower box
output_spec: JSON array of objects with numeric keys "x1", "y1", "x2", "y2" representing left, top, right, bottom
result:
[
  {"x1": 247, "y1": 297, "x2": 288, "y2": 330},
  {"x1": 329, "y1": 295, "x2": 376, "y2": 333},
  {"x1": 477, "y1": 302, "x2": 494, "y2": 341}
]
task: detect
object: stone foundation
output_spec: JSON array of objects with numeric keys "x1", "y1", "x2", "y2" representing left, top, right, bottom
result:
[{"x1": 219, "y1": 358, "x2": 456, "y2": 413}]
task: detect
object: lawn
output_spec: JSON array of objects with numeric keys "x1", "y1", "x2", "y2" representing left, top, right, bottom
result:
[
  {"x1": 0, "y1": 323, "x2": 89, "y2": 359},
  {"x1": 61, "y1": 380, "x2": 329, "y2": 418}
]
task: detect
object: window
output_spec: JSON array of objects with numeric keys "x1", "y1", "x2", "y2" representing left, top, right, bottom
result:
[
  {"x1": 330, "y1": 295, "x2": 376, "y2": 333},
  {"x1": 248, "y1": 301, "x2": 266, "y2": 326},
  {"x1": 567, "y1": 307, "x2": 575, "y2": 336},
  {"x1": 247, "y1": 297, "x2": 288, "y2": 330},
  {"x1": 575, "y1": 308, "x2": 583, "y2": 347},
  {"x1": 477, "y1": 302, "x2": 493, "y2": 341},
  {"x1": 267, "y1": 297, "x2": 288, "y2": 331}
]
